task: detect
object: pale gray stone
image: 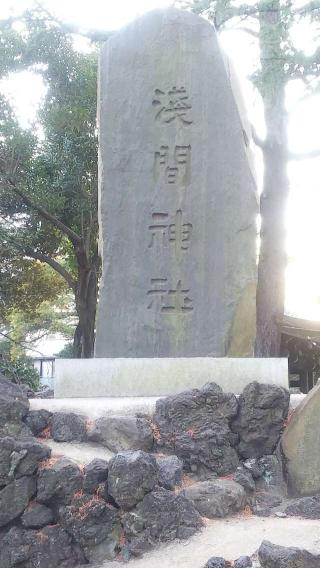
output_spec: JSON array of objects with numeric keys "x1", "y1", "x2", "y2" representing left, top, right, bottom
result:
[{"x1": 95, "y1": 8, "x2": 257, "y2": 358}]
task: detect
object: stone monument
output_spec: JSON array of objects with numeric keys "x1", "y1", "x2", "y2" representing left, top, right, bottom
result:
[{"x1": 95, "y1": 7, "x2": 258, "y2": 358}]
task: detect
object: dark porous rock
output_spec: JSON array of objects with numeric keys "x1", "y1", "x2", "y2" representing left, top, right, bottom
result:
[
  {"x1": 21, "y1": 501, "x2": 54, "y2": 528},
  {"x1": 184, "y1": 479, "x2": 246, "y2": 518},
  {"x1": 51, "y1": 412, "x2": 87, "y2": 442},
  {"x1": 0, "y1": 525, "x2": 84, "y2": 568},
  {"x1": 235, "y1": 556, "x2": 253, "y2": 568},
  {"x1": 285, "y1": 495, "x2": 320, "y2": 519},
  {"x1": 0, "y1": 375, "x2": 30, "y2": 437},
  {"x1": 234, "y1": 467, "x2": 255, "y2": 492},
  {"x1": 258, "y1": 540, "x2": 320, "y2": 567},
  {"x1": 88, "y1": 415, "x2": 154, "y2": 452},
  {"x1": 59, "y1": 494, "x2": 121, "y2": 563},
  {"x1": 83, "y1": 458, "x2": 109, "y2": 494},
  {"x1": 243, "y1": 458, "x2": 265, "y2": 479},
  {"x1": 24, "y1": 409, "x2": 52, "y2": 436},
  {"x1": 0, "y1": 476, "x2": 36, "y2": 527},
  {"x1": 252, "y1": 493, "x2": 282, "y2": 517},
  {"x1": 37, "y1": 457, "x2": 82, "y2": 505},
  {"x1": 231, "y1": 382, "x2": 289, "y2": 459},
  {"x1": 204, "y1": 558, "x2": 227, "y2": 568},
  {"x1": 255, "y1": 453, "x2": 286, "y2": 497},
  {"x1": 0, "y1": 436, "x2": 50, "y2": 487},
  {"x1": 108, "y1": 450, "x2": 158, "y2": 510},
  {"x1": 34, "y1": 387, "x2": 54, "y2": 399},
  {"x1": 123, "y1": 488, "x2": 203, "y2": 557},
  {"x1": 153, "y1": 382, "x2": 239, "y2": 475},
  {"x1": 157, "y1": 455, "x2": 183, "y2": 490}
]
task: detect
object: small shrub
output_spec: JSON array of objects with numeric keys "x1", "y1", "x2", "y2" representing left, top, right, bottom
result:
[{"x1": 0, "y1": 355, "x2": 40, "y2": 391}]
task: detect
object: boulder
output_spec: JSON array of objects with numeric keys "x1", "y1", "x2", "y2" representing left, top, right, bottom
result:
[
  {"x1": 59, "y1": 494, "x2": 121, "y2": 563},
  {"x1": 108, "y1": 450, "x2": 158, "y2": 510},
  {"x1": 258, "y1": 540, "x2": 320, "y2": 567},
  {"x1": 203, "y1": 558, "x2": 227, "y2": 568},
  {"x1": 234, "y1": 467, "x2": 255, "y2": 492},
  {"x1": 282, "y1": 381, "x2": 320, "y2": 495},
  {"x1": 37, "y1": 458, "x2": 82, "y2": 505},
  {"x1": 0, "y1": 437, "x2": 50, "y2": 487},
  {"x1": 184, "y1": 479, "x2": 246, "y2": 518},
  {"x1": 243, "y1": 458, "x2": 265, "y2": 479},
  {"x1": 0, "y1": 525, "x2": 84, "y2": 568},
  {"x1": 123, "y1": 489, "x2": 203, "y2": 556},
  {"x1": 157, "y1": 455, "x2": 183, "y2": 490},
  {"x1": 252, "y1": 493, "x2": 282, "y2": 517},
  {"x1": 0, "y1": 476, "x2": 36, "y2": 527},
  {"x1": 83, "y1": 458, "x2": 109, "y2": 494},
  {"x1": 51, "y1": 412, "x2": 87, "y2": 442},
  {"x1": 255, "y1": 453, "x2": 286, "y2": 497},
  {"x1": 235, "y1": 557, "x2": 252, "y2": 568},
  {"x1": 88, "y1": 416, "x2": 153, "y2": 452},
  {"x1": 0, "y1": 375, "x2": 31, "y2": 437},
  {"x1": 24, "y1": 409, "x2": 52, "y2": 436},
  {"x1": 285, "y1": 495, "x2": 320, "y2": 519},
  {"x1": 153, "y1": 382, "x2": 239, "y2": 475},
  {"x1": 21, "y1": 502, "x2": 54, "y2": 528},
  {"x1": 33, "y1": 387, "x2": 54, "y2": 398},
  {"x1": 231, "y1": 382, "x2": 289, "y2": 458}
]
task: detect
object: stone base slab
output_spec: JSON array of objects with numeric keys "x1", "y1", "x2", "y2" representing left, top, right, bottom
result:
[{"x1": 54, "y1": 357, "x2": 288, "y2": 398}]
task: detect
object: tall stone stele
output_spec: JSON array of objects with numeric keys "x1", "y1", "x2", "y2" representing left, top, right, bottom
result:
[{"x1": 95, "y1": 8, "x2": 258, "y2": 358}]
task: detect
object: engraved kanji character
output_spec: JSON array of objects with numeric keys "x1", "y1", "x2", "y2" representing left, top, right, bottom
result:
[
  {"x1": 168, "y1": 209, "x2": 192, "y2": 251},
  {"x1": 153, "y1": 144, "x2": 191, "y2": 185},
  {"x1": 148, "y1": 213, "x2": 169, "y2": 248},
  {"x1": 147, "y1": 278, "x2": 193, "y2": 313},
  {"x1": 152, "y1": 86, "x2": 193, "y2": 125}
]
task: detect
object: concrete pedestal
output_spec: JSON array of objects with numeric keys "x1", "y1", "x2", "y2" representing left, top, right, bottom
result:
[{"x1": 54, "y1": 357, "x2": 288, "y2": 398}]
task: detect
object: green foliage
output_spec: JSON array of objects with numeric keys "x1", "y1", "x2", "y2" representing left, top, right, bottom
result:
[
  {"x1": 55, "y1": 341, "x2": 74, "y2": 358},
  {"x1": 0, "y1": 353, "x2": 40, "y2": 390}
]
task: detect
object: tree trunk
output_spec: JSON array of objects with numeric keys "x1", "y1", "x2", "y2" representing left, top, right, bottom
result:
[
  {"x1": 74, "y1": 262, "x2": 98, "y2": 358},
  {"x1": 255, "y1": 0, "x2": 289, "y2": 356}
]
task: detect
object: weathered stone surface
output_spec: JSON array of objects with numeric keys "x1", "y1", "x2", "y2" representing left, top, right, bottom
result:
[
  {"x1": 0, "y1": 476, "x2": 36, "y2": 527},
  {"x1": 0, "y1": 525, "x2": 84, "y2": 568},
  {"x1": 0, "y1": 437, "x2": 50, "y2": 487},
  {"x1": 95, "y1": 7, "x2": 257, "y2": 358},
  {"x1": 154, "y1": 383, "x2": 239, "y2": 474},
  {"x1": 243, "y1": 458, "x2": 265, "y2": 479},
  {"x1": 37, "y1": 458, "x2": 82, "y2": 504},
  {"x1": 203, "y1": 558, "x2": 227, "y2": 568},
  {"x1": 24, "y1": 409, "x2": 52, "y2": 436},
  {"x1": 88, "y1": 416, "x2": 153, "y2": 452},
  {"x1": 184, "y1": 479, "x2": 246, "y2": 518},
  {"x1": 83, "y1": 458, "x2": 109, "y2": 494},
  {"x1": 234, "y1": 556, "x2": 252, "y2": 568},
  {"x1": 51, "y1": 412, "x2": 87, "y2": 442},
  {"x1": 252, "y1": 493, "x2": 282, "y2": 517},
  {"x1": 123, "y1": 488, "x2": 203, "y2": 556},
  {"x1": 255, "y1": 453, "x2": 286, "y2": 496},
  {"x1": 0, "y1": 375, "x2": 31, "y2": 437},
  {"x1": 234, "y1": 467, "x2": 255, "y2": 493},
  {"x1": 59, "y1": 494, "x2": 121, "y2": 563},
  {"x1": 231, "y1": 382, "x2": 289, "y2": 458},
  {"x1": 285, "y1": 495, "x2": 320, "y2": 519},
  {"x1": 258, "y1": 540, "x2": 320, "y2": 568},
  {"x1": 108, "y1": 450, "x2": 158, "y2": 510},
  {"x1": 282, "y1": 381, "x2": 320, "y2": 495},
  {"x1": 157, "y1": 455, "x2": 183, "y2": 489},
  {"x1": 21, "y1": 502, "x2": 54, "y2": 528}
]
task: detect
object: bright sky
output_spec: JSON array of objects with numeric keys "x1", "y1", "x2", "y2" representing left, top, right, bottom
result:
[{"x1": 1, "y1": 0, "x2": 320, "y2": 345}]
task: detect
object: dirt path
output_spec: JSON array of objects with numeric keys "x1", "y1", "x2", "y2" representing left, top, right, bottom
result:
[{"x1": 101, "y1": 516, "x2": 320, "y2": 567}]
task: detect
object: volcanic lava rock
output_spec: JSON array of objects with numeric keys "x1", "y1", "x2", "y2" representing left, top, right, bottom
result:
[
  {"x1": 59, "y1": 494, "x2": 121, "y2": 563},
  {"x1": 0, "y1": 476, "x2": 36, "y2": 527},
  {"x1": 203, "y1": 558, "x2": 227, "y2": 568},
  {"x1": 0, "y1": 525, "x2": 84, "y2": 568},
  {"x1": 252, "y1": 493, "x2": 282, "y2": 517},
  {"x1": 0, "y1": 375, "x2": 31, "y2": 437},
  {"x1": 235, "y1": 556, "x2": 253, "y2": 567},
  {"x1": 24, "y1": 409, "x2": 52, "y2": 436},
  {"x1": 37, "y1": 458, "x2": 82, "y2": 505},
  {"x1": 123, "y1": 488, "x2": 203, "y2": 556},
  {"x1": 184, "y1": 479, "x2": 246, "y2": 518},
  {"x1": 153, "y1": 382, "x2": 239, "y2": 475},
  {"x1": 285, "y1": 495, "x2": 320, "y2": 519},
  {"x1": 83, "y1": 458, "x2": 109, "y2": 494},
  {"x1": 258, "y1": 540, "x2": 320, "y2": 567},
  {"x1": 157, "y1": 455, "x2": 183, "y2": 490},
  {"x1": 234, "y1": 467, "x2": 255, "y2": 492},
  {"x1": 108, "y1": 450, "x2": 158, "y2": 510},
  {"x1": 231, "y1": 382, "x2": 289, "y2": 459},
  {"x1": 21, "y1": 502, "x2": 54, "y2": 528},
  {"x1": 51, "y1": 412, "x2": 87, "y2": 442},
  {"x1": 88, "y1": 416, "x2": 153, "y2": 452}
]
